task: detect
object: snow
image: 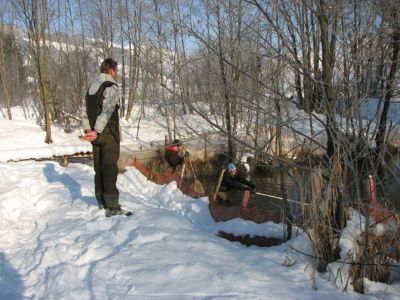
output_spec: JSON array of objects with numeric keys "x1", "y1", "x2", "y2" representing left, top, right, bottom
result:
[
  {"x1": 1, "y1": 106, "x2": 399, "y2": 299},
  {"x1": 0, "y1": 106, "x2": 91, "y2": 162},
  {"x1": 0, "y1": 105, "x2": 212, "y2": 162}
]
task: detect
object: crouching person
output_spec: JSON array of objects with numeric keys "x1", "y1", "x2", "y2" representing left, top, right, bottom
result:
[
  {"x1": 164, "y1": 139, "x2": 189, "y2": 172},
  {"x1": 217, "y1": 163, "x2": 256, "y2": 203}
]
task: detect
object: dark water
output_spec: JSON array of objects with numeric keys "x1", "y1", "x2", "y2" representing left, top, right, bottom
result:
[
  {"x1": 383, "y1": 159, "x2": 400, "y2": 210},
  {"x1": 346, "y1": 158, "x2": 400, "y2": 211},
  {"x1": 201, "y1": 164, "x2": 400, "y2": 212},
  {"x1": 200, "y1": 166, "x2": 299, "y2": 212},
  {"x1": 60, "y1": 155, "x2": 399, "y2": 211}
]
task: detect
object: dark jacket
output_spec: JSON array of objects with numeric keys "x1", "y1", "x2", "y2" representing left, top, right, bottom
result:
[
  {"x1": 82, "y1": 73, "x2": 119, "y2": 134},
  {"x1": 85, "y1": 80, "x2": 119, "y2": 142},
  {"x1": 219, "y1": 171, "x2": 254, "y2": 192},
  {"x1": 164, "y1": 145, "x2": 184, "y2": 171}
]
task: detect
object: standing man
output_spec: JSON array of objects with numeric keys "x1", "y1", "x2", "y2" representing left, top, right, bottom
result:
[{"x1": 81, "y1": 58, "x2": 131, "y2": 217}]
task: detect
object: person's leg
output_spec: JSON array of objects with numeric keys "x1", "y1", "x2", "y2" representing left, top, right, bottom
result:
[
  {"x1": 228, "y1": 190, "x2": 244, "y2": 205},
  {"x1": 92, "y1": 144, "x2": 105, "y2": 208},
  {"x1": 241, "y1": 190, "x2": 251, "y2": 214},
  {"x1": 166, "y1": 152, "x2": 181, "y2": 172},
  {"x1": 217, "y1": 191, "x2": 228, "y2": 202},
  {"x1": 101, "y1": 134, "x2": 120, "y2": 209}
]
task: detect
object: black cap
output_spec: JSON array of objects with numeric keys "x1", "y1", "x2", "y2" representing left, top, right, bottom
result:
[{"x1": 172, "y1": 139, "x2": 182, "y2": 146}]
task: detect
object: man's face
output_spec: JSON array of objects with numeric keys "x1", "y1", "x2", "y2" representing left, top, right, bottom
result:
[{"x1": 229, "y1": 169, "x2": 237, "y2": 176}]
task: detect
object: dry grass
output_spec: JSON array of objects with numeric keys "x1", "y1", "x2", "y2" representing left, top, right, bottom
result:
[
  {"x1": 349, "y1": 228, "x2": 399, "y2": 294},
  {"x1": 305, "y1": 152, "x2": 344, "y2": 272}
]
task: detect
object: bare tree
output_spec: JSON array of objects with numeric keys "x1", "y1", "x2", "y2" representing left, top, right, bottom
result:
[
  {"x1": 0, "y1": 3, "x2": 13, "y2": 120},
  {"x1": 15, "y1": 0, "x2": 53, "y2": 143},
  {"x1": 125, "y1": 0, "x2": 142, "y2": 121},
  {"x1": 216, "y1": 0, "x2": 235, "y2": 160},
  {"x1": 153, "y1": 0, "x2": 173, "y2": 141}
]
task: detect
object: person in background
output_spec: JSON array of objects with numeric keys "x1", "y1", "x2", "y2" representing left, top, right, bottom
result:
[
  {"x1": 240, "y1": 152, "x2": 254, "y2": 181},
  {"x1": 81, "y1": 58, "x2": 131, "y2": 217},
  {"x1": 164, "y1": 139, "x2": 189, "y2": 172},
  {"x1": 217, "y1": 163, "x2": 255, "y2": 202}
]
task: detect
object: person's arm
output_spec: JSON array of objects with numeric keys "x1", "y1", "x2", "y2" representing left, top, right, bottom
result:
[
  {"x1": 80, "y1": 97, "x2": 91, "y2": 132},
  {"x1": 80, "y1": 96, "x2": 99, "y2": 142},
  {"x1": 224, "y1": 173, "x2": 247, "y2": 190},
  {"x1": 236, "y1": 174, "x2": 251, "y2": 186},
  {"x1": 236, "y1": 174, "x2": 255, "y2": 190},
  {"x1": 94, "y1": 84, "x2": 119, "y2": 133}
]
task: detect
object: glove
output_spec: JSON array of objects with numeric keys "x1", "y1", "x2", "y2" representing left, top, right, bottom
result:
[{"x1": 184, "y1": 151, "x2": 190, "y2": 157}]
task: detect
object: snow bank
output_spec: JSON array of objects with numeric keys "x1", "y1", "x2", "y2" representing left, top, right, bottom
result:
[{"x1": 1, "y1": 161, "x2": 398, "y2": 299}]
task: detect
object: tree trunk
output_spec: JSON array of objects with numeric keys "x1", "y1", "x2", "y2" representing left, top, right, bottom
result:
[
  {"x1": 0, "y1": 45, "x2": 12, "y2": 119},
  {"x1": 311, "y1": 6, "x2": 321, "y2": 112},
  {"x1": 217, "y1": 1, "x2": 235, "y2": 161},
  {"x1": 318, "y1": 0, "x2": 338, "y2": 158},
  {"x1": 154, "y1": 0, "x2": 173, "y2": 141},
  {"x1": 125, "y1": 0, "x2": 142, "y2": 121},
  {"x1": 118, "y1": 0, "x2": 126, "y2": 117},
  {"x1": 77, "y1": 0, "x2": 88, "y2": 89},
  {"x1": 33, "y1": 0, "x2": 52, "y2": 143},
  {"x1": 276, "y1": 98, "x2": 293, "y2": 240}
]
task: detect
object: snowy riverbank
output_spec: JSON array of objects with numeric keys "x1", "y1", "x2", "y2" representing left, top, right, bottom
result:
[{"x1": 1, "y1": 161, "x2": 399, "y2": 299}]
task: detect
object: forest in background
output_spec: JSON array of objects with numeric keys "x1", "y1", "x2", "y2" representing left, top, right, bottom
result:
[{"x1": 0, "y1": 0, "x2": 399, "y2": 294}]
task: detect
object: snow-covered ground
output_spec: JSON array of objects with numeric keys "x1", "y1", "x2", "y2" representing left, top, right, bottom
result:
[
  {"x1": 1, "y1": 160, "x2": 398, "y2": 299},
  {"x1": 0, "y1": 105, "x2": 399, "y2": 299},
  {"x1": 0, "y1": 105, "x2": 212, "y2": 162}
]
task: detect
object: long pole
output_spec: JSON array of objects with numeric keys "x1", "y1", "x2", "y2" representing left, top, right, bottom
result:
[{"x1": 255, "y1": 192, "x2": 308, "y2": 206}]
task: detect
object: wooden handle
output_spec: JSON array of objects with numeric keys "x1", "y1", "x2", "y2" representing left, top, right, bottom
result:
[
  {"x1": 211, "y1": 169, "x2": 225, "y2": 203},
  {"x1": 178, "y1": 161, "x2": 186, "y2": 188}
]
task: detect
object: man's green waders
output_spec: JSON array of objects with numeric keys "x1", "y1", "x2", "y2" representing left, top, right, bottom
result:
[{"x1": 85, "y1": 81, "x2": 120, "y2": 209}]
